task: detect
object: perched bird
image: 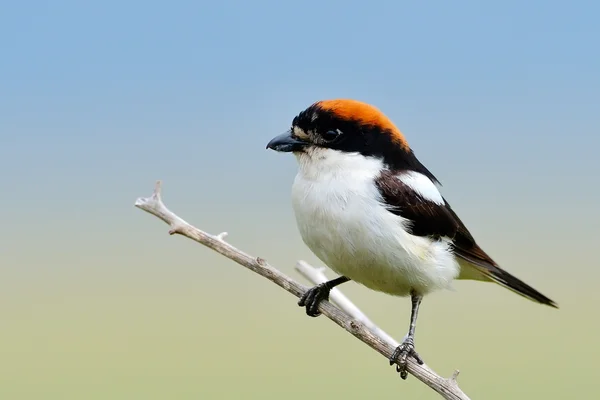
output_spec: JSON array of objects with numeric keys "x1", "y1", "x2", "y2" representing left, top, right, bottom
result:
[{"x1": 266, "y1": 99, "x2": 557, "y2": 379}]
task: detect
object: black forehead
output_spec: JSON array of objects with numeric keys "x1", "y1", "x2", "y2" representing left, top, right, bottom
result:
[{"x1": 292, "y1": 104, "x2": 341, "y2": 133}]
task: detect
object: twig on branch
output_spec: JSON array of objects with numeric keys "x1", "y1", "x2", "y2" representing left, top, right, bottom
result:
[{"x1": 134, "y1": 181, "x2": 471, "y2": 400}]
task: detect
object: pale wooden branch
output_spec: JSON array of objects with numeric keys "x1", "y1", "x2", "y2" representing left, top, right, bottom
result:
[
  {"x1": 134, "y1": 181, "x2": 471, "y2": 400},
  {"x1": 294, "y1": 260, "x2": 401, "y2": 346}
]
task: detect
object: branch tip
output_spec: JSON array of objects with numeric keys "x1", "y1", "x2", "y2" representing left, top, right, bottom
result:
[
  {"x1": 450, "y1": 370, "x2": 460, "y2": 382},
  {"x1": 169, "y1": 226, "x2": 183, "y2": 235},
  {"x1": 256, "y1": 257, "x2": 267, "y2": 267},
  {"x1": 147, "y1": 180, "x2": 163, "y2": 203},
  {"x1": 215, "y1": 232, "x2": 229, "y2": 240}
]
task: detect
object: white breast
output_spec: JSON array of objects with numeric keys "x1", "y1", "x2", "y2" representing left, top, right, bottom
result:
[{"x1": 291, "y1": 148, "x2": 459, "y2": 297}]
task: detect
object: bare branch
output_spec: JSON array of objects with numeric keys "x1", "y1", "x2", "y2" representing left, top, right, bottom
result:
[
  {"x1": 134, "y1": 181, "x2": 471, "y2": 400},
  {"x1": 294, "y1": 260, "x2": 400, "y2": 346}
]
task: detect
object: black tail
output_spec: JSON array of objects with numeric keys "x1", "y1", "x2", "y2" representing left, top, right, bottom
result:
[{"x1": 482, "y1": 265, "x2": 558, "y2": 308}]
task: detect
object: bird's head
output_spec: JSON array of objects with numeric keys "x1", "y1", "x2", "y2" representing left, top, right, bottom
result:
[{"x1": 267, "y1": 99, "x2": 436, "y2": 180}]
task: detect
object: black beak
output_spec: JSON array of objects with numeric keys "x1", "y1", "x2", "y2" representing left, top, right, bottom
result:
[{"x1": 266, "y1": 131, "x2": 308, "y2": 152}]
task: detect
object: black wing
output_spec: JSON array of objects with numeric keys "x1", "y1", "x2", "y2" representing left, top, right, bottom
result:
[{"x1": 375, "y1": 169, "x2": 558, "y2": 308}]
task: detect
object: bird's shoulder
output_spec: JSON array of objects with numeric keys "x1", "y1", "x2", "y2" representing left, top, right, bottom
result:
[{"x1": 374, "y1": 168, "x2": 497, "y2": 267}]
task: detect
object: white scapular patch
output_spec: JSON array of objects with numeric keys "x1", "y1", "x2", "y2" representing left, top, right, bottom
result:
[{"x1": 397, "y1": 171, "x2": 444, "y2": 205}]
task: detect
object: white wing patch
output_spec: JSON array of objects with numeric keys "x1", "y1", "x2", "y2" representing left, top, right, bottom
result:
[{"x1": 397, "y1": 171, "x2": 444, "y2": 205}]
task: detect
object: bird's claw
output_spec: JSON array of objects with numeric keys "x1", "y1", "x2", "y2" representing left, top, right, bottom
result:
[
  {"x1": 298, "y1": 283, "x2": 330, "y2": 317},
  {"x1": 389, "y1": 338, "x2": 423, "y2": 380}
]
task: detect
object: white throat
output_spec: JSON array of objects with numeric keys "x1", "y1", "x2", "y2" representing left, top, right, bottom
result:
[{"x1": 294, "y1": 147, "x2": 384, "y2": 182}]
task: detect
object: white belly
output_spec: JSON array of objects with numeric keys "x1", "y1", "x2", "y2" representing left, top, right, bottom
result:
[{"x1": 290, "y1": 151, "x2": 459, "y2": 296}]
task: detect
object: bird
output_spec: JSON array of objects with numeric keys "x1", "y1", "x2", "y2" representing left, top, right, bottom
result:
[{"x1": 266, "y1": 98, "x2": 558, "y2": 379}]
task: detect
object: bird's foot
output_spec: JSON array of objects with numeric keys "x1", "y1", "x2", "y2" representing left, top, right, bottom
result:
[
  {"x1": 389, "y1": 337, "x2": 423, "y2": 380},
  {"x1": 298, "y1": 283, "x2": 331, "y2": 317}
]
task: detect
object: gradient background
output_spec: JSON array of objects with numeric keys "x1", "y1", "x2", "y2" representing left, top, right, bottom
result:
[{"x1": 1, "y1": 1, "x2": 598, "y2": 399}]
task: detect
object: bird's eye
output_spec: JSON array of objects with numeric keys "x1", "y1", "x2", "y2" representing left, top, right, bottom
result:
[{"x1": 322, "y1": 129, "x2": 342, "y2": 142}]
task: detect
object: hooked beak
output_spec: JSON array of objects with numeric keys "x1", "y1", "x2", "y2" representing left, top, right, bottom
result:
[{"x1": 266, "y1": 130, "x2": 309, "y2": 152}]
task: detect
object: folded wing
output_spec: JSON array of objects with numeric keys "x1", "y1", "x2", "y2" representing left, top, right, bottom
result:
[{"x1": 375, "y1": 169, "x2": 558, "y2": 308}]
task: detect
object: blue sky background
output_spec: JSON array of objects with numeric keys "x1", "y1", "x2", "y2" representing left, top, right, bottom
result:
[{"x1": 1, "y1": 1, "x2": 598, "y2": 399}]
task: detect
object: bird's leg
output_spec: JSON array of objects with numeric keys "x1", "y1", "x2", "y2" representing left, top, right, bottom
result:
[
  {"x1": 298, "y1": 276, "x2": 350, "y2": 317},
  {"x1": 389, "y1": 291, "x2": 424, "y2": 380}
]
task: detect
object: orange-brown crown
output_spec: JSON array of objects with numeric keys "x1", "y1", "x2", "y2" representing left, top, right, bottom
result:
[{"x1": 315, "y1": 99, "x2": 409, "y2": 150}]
